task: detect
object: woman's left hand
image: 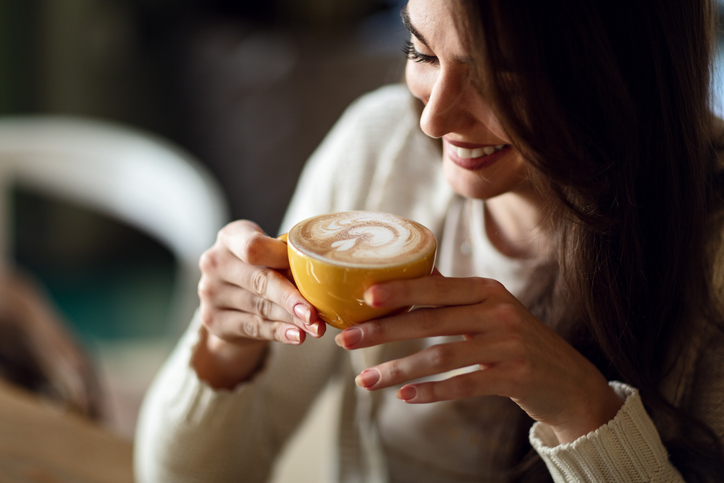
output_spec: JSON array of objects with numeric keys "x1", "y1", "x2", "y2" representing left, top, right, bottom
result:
[{"x1": 335, "y1": 274, "x2": 624, "y2": 444}]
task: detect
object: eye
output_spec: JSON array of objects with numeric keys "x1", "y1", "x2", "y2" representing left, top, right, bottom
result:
[{"x1": 402, "y1": 40, "x2": 438, "y2": 65}]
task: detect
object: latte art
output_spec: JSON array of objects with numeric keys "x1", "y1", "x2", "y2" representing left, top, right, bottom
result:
[{"x1": 289, "y1": 211, "x2": 436, "y2": 267}]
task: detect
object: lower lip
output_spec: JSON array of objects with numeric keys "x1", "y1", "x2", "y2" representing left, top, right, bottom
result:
[{"x1": 446, "y1": 144, "x2": 512, "y2": 171}]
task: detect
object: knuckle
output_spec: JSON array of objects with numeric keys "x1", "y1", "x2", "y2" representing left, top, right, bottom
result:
[
  {"x1": 251, "y1": 269, "x2": 271, "y2": 295},
  {"x1": 273, "y1": 322, "x2": 289, "y2": 342},
  {"x1": 254, "y1": 296, "x2": 273, "y2": 319},
  {"x1": 428, "y1": 344, "x2": 455, "y2": 368},
  {"x1": 218, "y1": 220, "x2": 251, "y2": 243},
  {"x1": 493, "y1": 302, "x2": 521, "y2": 327},
  {"x1": 198, "y1": 304, "x2": 216, "y2": 329},
  {"x1": 385, "y1": 359, "x2": 404, "y2": 381},
  {"x1": 364, "y1": 319, "x2": 386, "y2": 341},
  {"x1": 425, "y1": 383, "x2": 443, "y2": 402},
  {"x1": 277, "y1": 288, "x2": 297, "y2": 313},
  {"x1": 197, "y1": 277, "x2": 215, "y2": 301},
  {"x1": 241, "y1": 317, "x2": 261, "y2": 339},
  {"x1": 198, "y1": 249, "x2": 217, "y2": 273},
  {"x1": 242, "y1": 233, "x2": 267, "y2": 265},
  {"x1": 453, "y1": 376, "x2": 478, "y2": 399},
  {"x1": 503, "y1": 333, "x2": 526, "y2": 355},
  {"x1": 431, "y1": 276, "x2": 453, "y2": 297},
  {"x1": 475, "y1": 277, "x2": 503, "y2": 295},
  {"x1": 511, "y1": 359, "x2": 533, "y2": 383}
]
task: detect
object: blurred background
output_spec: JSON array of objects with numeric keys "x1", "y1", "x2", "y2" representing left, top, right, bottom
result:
[{"x1": 0, "y1": 0, "x2": 407, "y2": 440}]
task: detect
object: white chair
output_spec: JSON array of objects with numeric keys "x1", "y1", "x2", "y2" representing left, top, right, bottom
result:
[
  {"x1": 0, "y1": 115, "x2": 230, "y2": 435},
  {"x1": 0, "y1": 115, "x2": 230, "y2": 338}
]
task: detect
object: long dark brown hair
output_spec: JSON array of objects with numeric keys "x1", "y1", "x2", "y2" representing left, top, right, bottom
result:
[{"x1": 452, "y1": 0, "x2": 724, "y2": 480}]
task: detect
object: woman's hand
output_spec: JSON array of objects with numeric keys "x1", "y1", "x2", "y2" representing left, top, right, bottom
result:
[
  {"x1": 193, "y1": 220, "x2": 325, "y2": 389},
  {"x1": 335, "y1": 275, "x2": 623, "y2": 444}
]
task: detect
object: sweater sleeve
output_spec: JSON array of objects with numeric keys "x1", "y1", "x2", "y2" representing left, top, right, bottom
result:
[
  {"x1": 529, "y1": 382, "x2": 684, "y2": 482},
  {"x1": 134, "y1": 312, "x2": 342, "y2": 483}
]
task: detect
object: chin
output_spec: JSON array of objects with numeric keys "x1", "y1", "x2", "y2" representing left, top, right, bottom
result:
[
  {"x1": 442, "y1": 153, "x2": 532, "y2": 200},
  {"x1": 442, "y1": 159, "x2": 507, "y2": 200}
]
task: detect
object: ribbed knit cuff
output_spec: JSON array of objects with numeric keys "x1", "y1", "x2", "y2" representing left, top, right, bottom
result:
[
  {"x1": 529, "y1": 381, "x2": 682, "y2": 482},
  {"x1": 158, "y1": 311, "x2": 266, "y2": 429}
]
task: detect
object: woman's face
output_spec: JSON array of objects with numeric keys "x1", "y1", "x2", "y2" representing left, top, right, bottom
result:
[{"x1": 403, "y1": 0, "x2": 530, "y2": 200}]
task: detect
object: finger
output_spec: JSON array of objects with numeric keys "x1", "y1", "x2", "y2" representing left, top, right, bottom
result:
[
  {"x1": 200, "y1": 248, "x2": 324, "y2": 337},
  {"x1": 239, "y1": 264, "x2": 325, "y2": 337},
  {"x1": 336, "y1": 302, "x2": 518, "y2": 349},
  {"x1": 395, "y1": 369, "x2": 506, "y2": 404},
  {"x1": 364, "y1": 276, "x2": 508, "y2": 309},
  {"x1": 354, "y1": 338, "x2": 514, "y2": 390},
  {"x1": 202, "y1": 238, "x2": 288, "y2": 287},
  {"x1": 198, "y1": 278, "x2": 293, "y2": 323},
  {"x1": 200, "y1": 307, "x2": 306, "y2": 345},
  {"x1": 218, "y1": 220, "x2": 289, "y2": 269}
]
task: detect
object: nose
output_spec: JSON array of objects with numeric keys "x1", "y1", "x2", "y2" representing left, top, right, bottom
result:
[{"x1": 416, "y1": 68, "x2": 475, "y2": 139}]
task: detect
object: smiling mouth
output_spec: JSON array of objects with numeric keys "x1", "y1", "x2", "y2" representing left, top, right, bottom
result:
[
  {"x1": 446, "y1": 142, "x2": 513, "y2": 171},
  {"x1": 451, "y1": 144, "x2": 510, "y2": 159}
]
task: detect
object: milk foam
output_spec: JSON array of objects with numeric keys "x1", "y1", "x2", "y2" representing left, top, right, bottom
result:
[{"x1": 290, "y1": 212, "x2": 436, "y2": 266}]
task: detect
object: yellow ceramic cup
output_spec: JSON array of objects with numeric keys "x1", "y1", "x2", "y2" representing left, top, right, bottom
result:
[{"x1": 279, "y1": 211, "x2": 437, "y2": 330}]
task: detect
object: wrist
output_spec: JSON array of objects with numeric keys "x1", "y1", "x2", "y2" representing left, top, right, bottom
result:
[
  {"x1": 191, "y1": 326, "x2": 269, "y2": 390},
  {"x1": 550, "y1": 380, "x2": 623, "y2": 444}
]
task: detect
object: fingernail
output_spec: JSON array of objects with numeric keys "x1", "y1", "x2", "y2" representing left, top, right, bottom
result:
[
  {"x1": 397, "y1": 385, "x2": 417, "y2": 402},
  {"x1": 364, "y1": 286, "x2": 388, "y2": 307},
  {"x1": 308, "y1": 321, "x2": 320, "y2": 337},
  {"x1": 293, "y1": 304, "x2": 311, "y2": 324},
  {"x1": 355, "y1": 369, "x2": 380, "y2": 389},
  {"x1": 335, "y1": 327, "x2": 362, "y2": 348},
  {"x1": 285, "y1": 327, "x2": 301, "y2": 344}
]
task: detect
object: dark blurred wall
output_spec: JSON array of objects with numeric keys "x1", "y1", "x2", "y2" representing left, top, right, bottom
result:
[
  {"x1": 0, "y1": 0, "x2": 42, "y2": 113},
  {"x1": 180, "y1": 1, "x2": 408, "y2": 233},
  {"x1": 0, "y1": 0, "x2": 408, "y2": 234}
]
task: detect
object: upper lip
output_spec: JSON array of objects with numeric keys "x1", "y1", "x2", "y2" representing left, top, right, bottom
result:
[{"x1": 443, "y1": 137, "x2": 506, "y2": 149}]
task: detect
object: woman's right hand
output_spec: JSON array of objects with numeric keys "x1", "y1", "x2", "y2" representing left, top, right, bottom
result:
[{"x1": 192, "y1": 220, "x2": 324, "y2": 388}]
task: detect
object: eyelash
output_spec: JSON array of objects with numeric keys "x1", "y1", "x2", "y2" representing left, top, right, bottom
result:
[{"x1": 402, "y1": 40, "x2": 438, "y2": 65}]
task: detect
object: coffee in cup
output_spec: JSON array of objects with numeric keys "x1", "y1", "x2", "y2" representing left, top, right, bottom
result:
[{"x1": 281, "y1": 211, "x2": 437, "y2": 330}]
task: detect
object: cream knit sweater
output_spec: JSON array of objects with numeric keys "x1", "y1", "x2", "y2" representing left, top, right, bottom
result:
[{"x1": 134, "y1": 84, "x2": 724, "y2": 482}]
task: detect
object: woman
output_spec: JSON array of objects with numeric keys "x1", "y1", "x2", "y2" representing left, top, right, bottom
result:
[{"x1": 135, "y1": 0, "x2": 724, "y2": 481}]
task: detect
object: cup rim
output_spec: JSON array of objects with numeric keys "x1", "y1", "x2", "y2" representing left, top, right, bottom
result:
[{"x1": 287, "y1": 211, "x2": 437, "y2": 269}]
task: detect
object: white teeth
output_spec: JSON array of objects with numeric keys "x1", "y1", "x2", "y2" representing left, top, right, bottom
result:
[
  {"x1": 454, "y1": 144, "x2": 509, "y2": 159},
  {"x1": 455, "y1": 147, "x2": 473, "y2": 158}
]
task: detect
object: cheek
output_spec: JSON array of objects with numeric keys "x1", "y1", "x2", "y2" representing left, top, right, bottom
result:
[{"x1": 479, "y1": 104, "x2": 509, "y2": 142}]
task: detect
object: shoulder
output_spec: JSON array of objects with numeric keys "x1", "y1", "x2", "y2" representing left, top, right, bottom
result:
[
  {"x1": 344, "y1": 83, "x2": 418, "y2": 119},
  {"x1": 326, "y1": 84, "x2": 421, "y2": 148},
  {"x1": 304, "y1": 83, "x2": 440, "y2": 190}
]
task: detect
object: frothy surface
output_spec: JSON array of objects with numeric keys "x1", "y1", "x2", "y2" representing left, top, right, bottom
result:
[{"x1": 289, "y1": 211, "x2": 436, "y2": 266}]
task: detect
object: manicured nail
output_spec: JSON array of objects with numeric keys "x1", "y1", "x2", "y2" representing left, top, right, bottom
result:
[
  {"x1": 335, "y1": 327, "x2": 362, "y2": 348},
  {"x1": 293, "y1": 304, "x2": 311, "y2": 324},
  {"x1": 355, "y1": 369, "x2": 380, "y2": 389},
  {"x1": 285, "y1": 327, "x2": 301, "y2": 344},
  {"x1": 307, "y1": 321, "x2": 320, "y2": 336},
  {"x1": 364, "y1": 286, "x2": 389, "y2": 307},
  {"x1": 397, "y1": 385, "x2": 417, "y2": 402}
]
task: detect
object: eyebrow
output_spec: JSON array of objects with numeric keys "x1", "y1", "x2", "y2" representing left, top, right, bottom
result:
[
  {"x1": 400, "y1": 4, "x2": 472, "y2": 65},
  {"x1": 400, "y1": 4, "x2": 430, "y2": 48}
]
